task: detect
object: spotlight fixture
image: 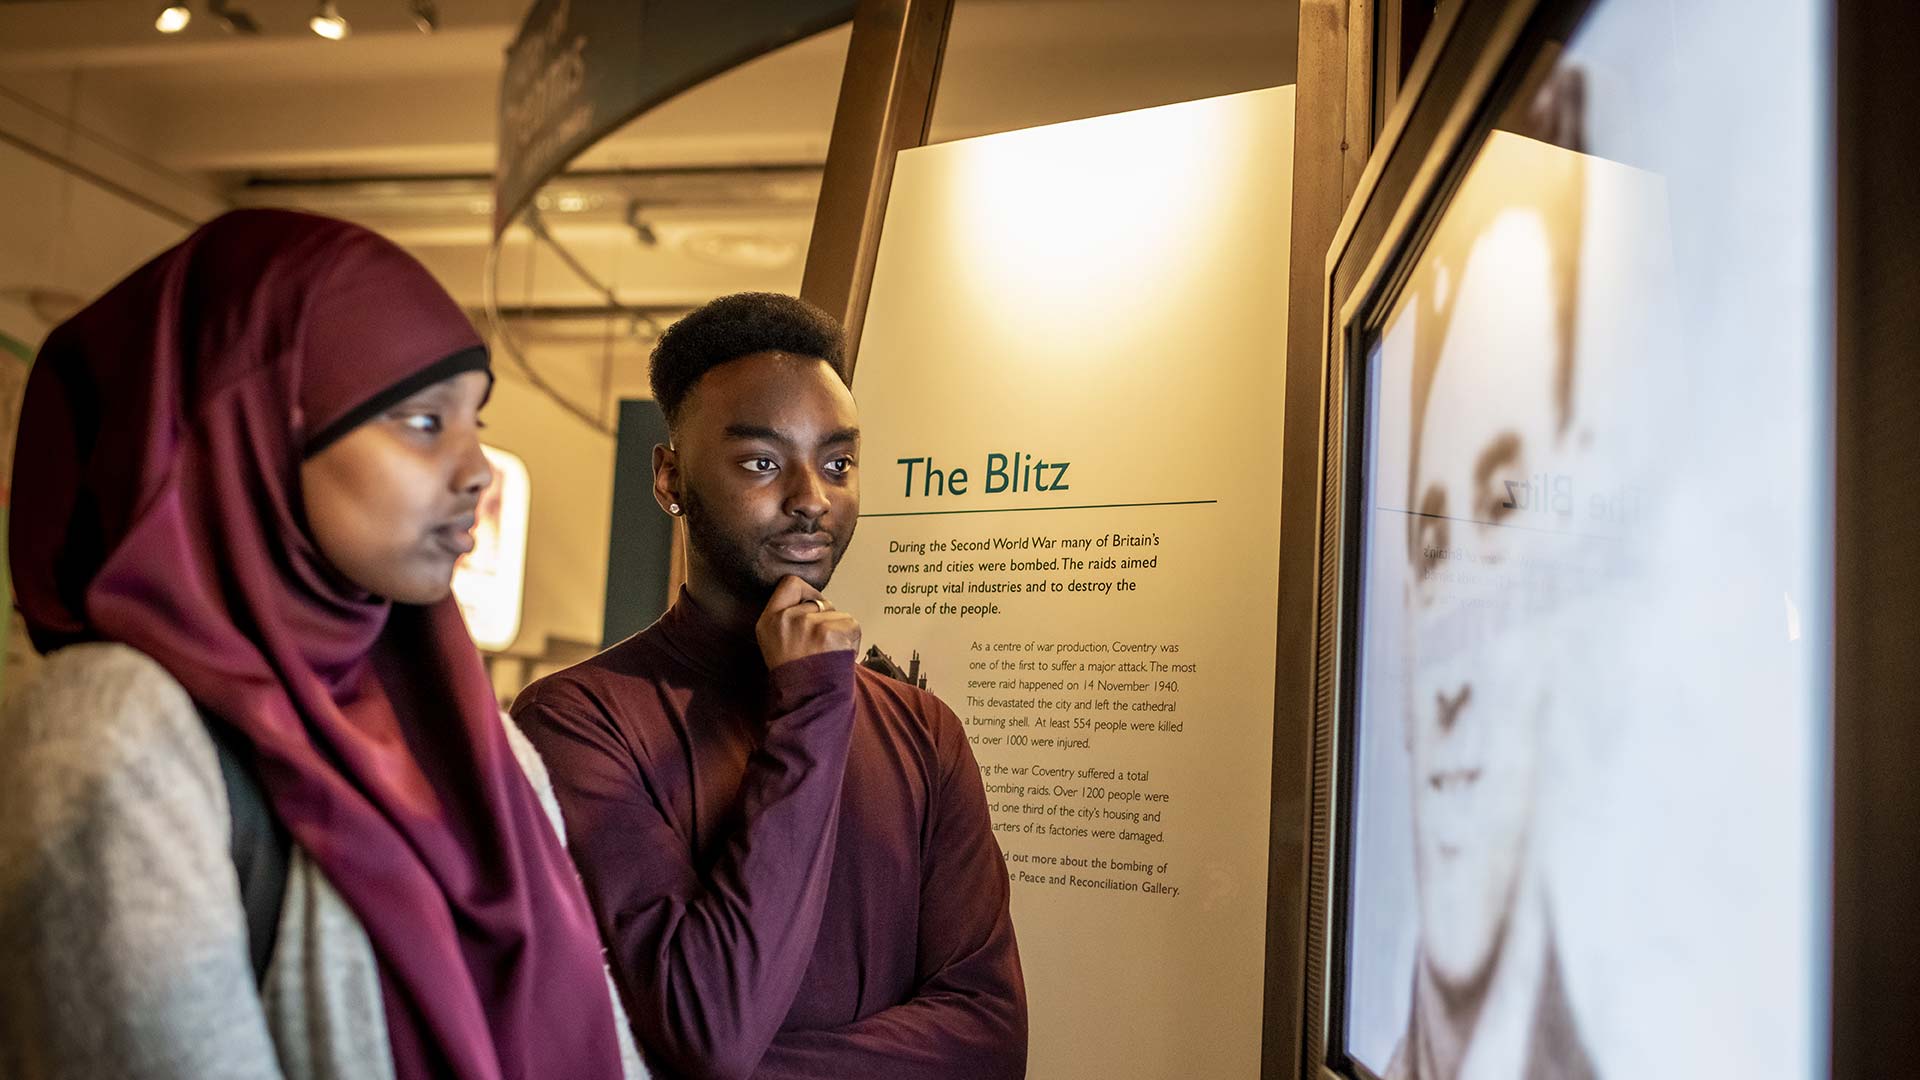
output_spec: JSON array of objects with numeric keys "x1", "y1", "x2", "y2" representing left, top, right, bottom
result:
[
  {"x1": 409, "y1": 0, "x2": 439, "y2": 33},
  {"x1": 154, "y1": 3, "x2": 191, "y2": 33},
  {"x1": 308, "y1": 1, "x2": 350, "y2": 39},
  {"x1": 209, "y1": 0, "x2": 260, "y2": 34}
]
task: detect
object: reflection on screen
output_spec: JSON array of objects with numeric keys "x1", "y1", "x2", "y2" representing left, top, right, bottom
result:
[{"x1": 1341, "y1": 3, "x2": 1829, "y2": 1078}]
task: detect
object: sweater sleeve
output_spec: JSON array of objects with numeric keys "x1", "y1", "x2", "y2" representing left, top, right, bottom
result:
[
  {"x1": 512, "y1": 651, "x2": 857, "y2": 1080},
  {"x1": 0, "y1": 644, "x2": 285, "y2": 1080},
  {"x1": 750, "y1": 693, "x2": 1027, "y2": 1080}
]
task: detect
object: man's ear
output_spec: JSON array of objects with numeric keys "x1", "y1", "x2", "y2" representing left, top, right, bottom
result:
[{"x1": 653, "y1": 443, "x2": 682, "y2": 516}]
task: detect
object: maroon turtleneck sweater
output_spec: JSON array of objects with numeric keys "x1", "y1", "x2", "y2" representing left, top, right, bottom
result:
[{"x1": 511, "y1": 593, "x2": 1026, "y2": 1080}]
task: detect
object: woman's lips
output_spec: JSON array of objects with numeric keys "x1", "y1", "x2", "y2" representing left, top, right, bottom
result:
[{"x1": 434, "y1": 518, "x2": 477, "y2": 557}]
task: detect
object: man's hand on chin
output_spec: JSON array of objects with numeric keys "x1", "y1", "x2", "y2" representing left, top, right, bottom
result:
[{"x1": 756, "y1": 575, "x2": 861, "y2": 670}]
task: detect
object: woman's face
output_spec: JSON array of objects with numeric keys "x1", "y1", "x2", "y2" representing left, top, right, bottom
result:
[{"x1": 300, "y1": 370, "x2": 493, "y2": 604}]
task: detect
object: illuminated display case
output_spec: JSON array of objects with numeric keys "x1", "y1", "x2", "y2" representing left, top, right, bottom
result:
[{"x1": 452, "y1": 445, "x2": 532, "y2": 653}]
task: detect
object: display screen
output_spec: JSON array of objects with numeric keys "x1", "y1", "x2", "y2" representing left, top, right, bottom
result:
[
  {"x1": 1339, "y1": 2, "x2": 1830, "y2": 1077},
  {"x1": 452, "y1": 444, "x2": 532, "y2": 653}
]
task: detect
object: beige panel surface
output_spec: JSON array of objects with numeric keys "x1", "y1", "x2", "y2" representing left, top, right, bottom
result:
[{"x1": 829, "y1": 85, "x2": 1293, "y2": 1080}]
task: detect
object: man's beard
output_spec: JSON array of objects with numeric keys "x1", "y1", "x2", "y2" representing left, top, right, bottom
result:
[{"x1": 679, "y1": 483, "x2": 853, "y2": 605}]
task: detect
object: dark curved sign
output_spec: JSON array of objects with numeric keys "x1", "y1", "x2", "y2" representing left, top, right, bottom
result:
[{"x1": 495, "y1": 0, "x2": 854, "y2": 236}]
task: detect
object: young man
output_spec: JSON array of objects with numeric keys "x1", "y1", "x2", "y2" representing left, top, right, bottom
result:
[
  {"x1": 513, "y1": 293, "x2": 1027, "y2": 1080},
  {"x1": 1385, "y1": 127, "x2": 1596, "y2": 1080}
]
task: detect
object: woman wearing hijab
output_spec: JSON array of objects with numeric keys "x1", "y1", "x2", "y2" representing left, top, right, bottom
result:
[{"x1": 0, "y1": 209, "x2": 646, "y2": 1080}]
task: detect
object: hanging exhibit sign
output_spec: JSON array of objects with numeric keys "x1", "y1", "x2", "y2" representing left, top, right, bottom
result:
[
  {"x1": 494, "y1": 0, "x2": 853, "y2": 236},
  {"x1": 827, "y1": 86, "x2": 1294, "y2": 1079}
]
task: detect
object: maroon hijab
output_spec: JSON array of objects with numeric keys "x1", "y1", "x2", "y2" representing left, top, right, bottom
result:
[{"x1": 9, "y1": 209, "x2": 625, "y2": 1079}]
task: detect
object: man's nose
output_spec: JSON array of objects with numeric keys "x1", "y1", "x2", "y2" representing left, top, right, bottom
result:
[
  {"x1": 784, "y1": 464, "x2": 830, "y2": 520},
  {"x1": 1434, "y1": 683, "x2": 1472, "y2": 732}
]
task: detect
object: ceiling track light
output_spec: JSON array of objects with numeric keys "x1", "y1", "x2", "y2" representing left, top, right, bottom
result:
[
  {"x1": 309, "y1": 0, "x2": 350, "y2": 40},
  {"x1": 409, "y1": 0, "x2": 439, "y2": 34},
  {"x1": 154, "y1": 3, "x2": 191, "y2": 33},
  {"x1": 209, "y1": 0, "x2": 260, "y2": 34}
]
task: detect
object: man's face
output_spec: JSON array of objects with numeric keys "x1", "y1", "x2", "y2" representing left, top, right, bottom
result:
[
  {"x1": 1404, "y1": 210, "x2": 1564, "y2": 992},
  {"x1": 659, "y1": 351, "x2": 860, "y2": 603}
]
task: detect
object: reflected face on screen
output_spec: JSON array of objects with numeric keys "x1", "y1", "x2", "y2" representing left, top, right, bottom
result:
[{"x1": 1404, "y1": 210, "x2": 1565, "y2": 992}]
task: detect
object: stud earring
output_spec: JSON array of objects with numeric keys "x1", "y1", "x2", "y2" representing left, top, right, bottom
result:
[{"x1": 668, "y1": 502, "x2": 681, "y2": 515}]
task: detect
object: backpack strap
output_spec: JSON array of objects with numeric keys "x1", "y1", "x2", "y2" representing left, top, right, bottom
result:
[{"x1": 206, "y1": 717, "x2": 291, "y2": 984}]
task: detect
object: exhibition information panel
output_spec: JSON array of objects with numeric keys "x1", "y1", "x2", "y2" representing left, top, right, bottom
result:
[{"x1": 831, "y1": 87, "x2": 1294, "y2": 1080}]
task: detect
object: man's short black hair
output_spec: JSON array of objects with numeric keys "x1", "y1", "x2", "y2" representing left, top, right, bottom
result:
[{"x1": 649, "y1": 292, "x2": 849, "y2": 429}]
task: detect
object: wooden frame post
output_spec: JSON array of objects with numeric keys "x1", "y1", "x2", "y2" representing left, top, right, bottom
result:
[
  {"x1": 800, "y1": 0, "x2": 955, "y2": 367},
  {"x1": 1265, "y1": 2, "x2": 1375, "y2": 1078}
]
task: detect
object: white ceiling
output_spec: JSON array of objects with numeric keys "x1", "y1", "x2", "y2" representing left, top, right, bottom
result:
[
  {"x1": 0, "y1": 0, "x2": 1297, "y2": 399},
  {"x1": 0, "y1": 1, "x2": 1296, "y2": 173}
]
